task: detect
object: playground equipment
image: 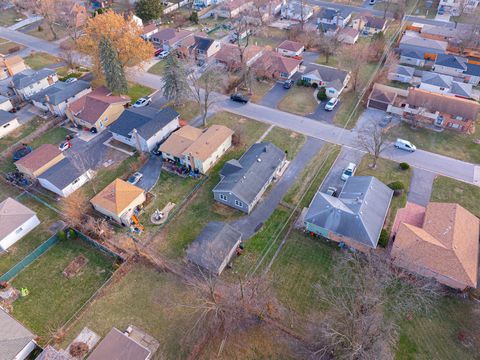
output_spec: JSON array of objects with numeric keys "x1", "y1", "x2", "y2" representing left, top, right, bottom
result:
[
  {"x1": 21, "y1": 287, "x2": 29, "y2": 297},
  {"x1": 131, "y1": 214, "x2": 144, "y2": 232},
  {"x1": 12, "y1": 145, "x2": 32, "y2": 161},
  {"x1": 150, "y1": 203, "x2": 176, "y2": 225}
]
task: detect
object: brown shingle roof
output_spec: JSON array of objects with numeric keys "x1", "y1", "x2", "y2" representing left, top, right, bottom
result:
[
  {"x1": 88, "y1": 328, "x2": 150, "y2": 360},
  {"x1": 391, "y1": 203, "x2": 479, "y2": 289},
  {"x1": 159, "y1": 125, "x2": 203, "y2": 158},
  {"x1": 4, "y1": 55, "x2": 24, "y2": 67},
  {"x1": 214, "y1": 44, "x2": 263, "y2": 67},
  {"x1": 90, "y1": 179, "x2": 144, "y2": 216},
  {"x1": 142, "y1": 23, "x2": 157, "y2": 34},
  {"x1": 0, "y1": 197, "x2": 38, "y2": 240},
  {"x1": 184, "y1": 125, "x2": 233, "y2": 161},
  {"x1": 277, "y1": 40, "x2": 304, "y2": 52},
  {"x1": 152, "y1": 28, "x2": 192, "y2": 44},
  {"x1": 369, "y1": 83, "x2": 397, "y2": 104},
  {"x1": 15, "y1": 144, "x2": 63, "y2": 173}
]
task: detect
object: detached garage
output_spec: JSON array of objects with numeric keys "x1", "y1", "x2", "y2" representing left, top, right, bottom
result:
[
  {"x1": 367, "y1": 83, "x2": 398, "y2": 111},
  {"x1": 0, "y1": 197, "x2": 40, "y2": 251}
]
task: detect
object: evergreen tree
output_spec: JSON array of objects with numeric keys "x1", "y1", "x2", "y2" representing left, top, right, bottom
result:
[
  {"x1": 189, "y1": 11, "x2": 199, "y2": 24},
  {"x1": 135, "y1": 0, "x2": 163, "y2": 22},
  {"x1": 99, "y1": 37, "x2": 128, "y2": 95},
  {"x1": 162, "y1": 52, "x2": 190, "y2": 107}
]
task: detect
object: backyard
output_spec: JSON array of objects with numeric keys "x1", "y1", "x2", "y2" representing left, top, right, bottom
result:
[
  {"x1": 0, "y1": 116, "x2": 44, "y2": 151},
  {"x1": 0, "y1": 8, "x2": 24, "y2": 26},
  {"x1": 277, "y1": 86, "x2": 318, "y2": 116},
  {"x1": 0, "y1": 39, "x2": 24, "y2": 54}
]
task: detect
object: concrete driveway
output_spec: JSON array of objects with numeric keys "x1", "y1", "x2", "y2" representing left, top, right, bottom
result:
[
  {"x1": 259, "y1": 83, "x2": 288, "y2": 108},
  {"x1": 355, "y1": 108, "x2": 387, "y2": 130},
  {"x1": 136, "y1": 155, "x2": 163, "y2": 192},
  {"x1": 407, "y1": 168, "x2": 436, "y2": 206}
]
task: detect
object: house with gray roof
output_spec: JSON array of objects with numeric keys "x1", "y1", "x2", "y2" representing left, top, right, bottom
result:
[
  {"x1": 304, "y1": 176, "x2": 393, "y2": 252},
  {"x1": 38, "y1": 158, "x2": 94, "y2": 198},
  {"x1": 0, "y1": 308, "x2": 37, "y2": 360},
  {"x1": 109, "y1": 107, "x2": 180, "y2": 152},
  {"x1": 388, "y1": 64, "x2": 415, "y2": 83},
  {"x1": 301, "y1": 65, "x2": 350, "y2": 98},
  {"x1": 420, "y1": 71, "x2": 473, "y2": 99},
  {"x1": 399, "y1": 33, "x2": 447, "y2": 59},
  {"x1": 193, "y1": 36, "x2": 221, "y2": 62},
  {"x1": 31, "y1": 80, "x2": 92, "y2": 116},
  {"x1": 465, "y1": 63, "x2": 480, "y2": 86},
  {"x1": 213, "y1": 142, "x2": 286, "y2": 214},
  {"x1": 432, "y1": 54, "x2": 468, "y2": 77},
  {"x1": 400, "y1": 49, "x2": 426, "y2": 67},
  {"x1": 318, "y1": 7, "x2": 352, "y2": 27},
  {"x1": 0, "y1": 94, "x2": 13, "y2": 112},
  {"x1": 0, "y1": 110, "x2": 20, "y2": 139},
  {"x1": 10, "y1": 68, "x2": 58, "y2": 100},
  {"x1": 186, "y1": 221, "x2": 242, "y2": 274}
]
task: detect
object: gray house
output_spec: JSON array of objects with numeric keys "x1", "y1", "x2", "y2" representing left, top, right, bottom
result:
[
  {"x1": 0, "y1": 308, "x2": 37, "y2": 360},
  {"x1": 186, "y1": 221, "x2": 242, "y2": 275},
  {"x1": 304, "y1": 176, "x2": 393, "y2": 252},
  {"x1": 213, "y1": 142, "x2": 285, "y2": 214},
  {"x1": 388, "y1": 64, "x2": 415, "y2": 83},
  {"x1": 398, "y1": 34, "x2": 448, "y2": 57},
  {"x1": 399, "y1": 49, "x2": 426, "y2": 67}
]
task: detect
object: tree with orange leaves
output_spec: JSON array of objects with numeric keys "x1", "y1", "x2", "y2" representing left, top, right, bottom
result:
[{"x1": 77, "y1": 10, "x2": 154, "y2": 77}]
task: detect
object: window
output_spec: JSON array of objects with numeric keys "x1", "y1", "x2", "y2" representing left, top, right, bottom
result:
[
  {"x1": 2, "y1": 123, "x2": 10, "y2": 129},
  {"x1": 15, "y1": 227, "x2": 23, "y2": 234},
  {"x1": 235, "y1": 200, "x2": 243, "y2": 207},
  {"x1": 280, "y1": 72, "x2": 288, "y2": 78},
  {"x1": 219, "y1": 194, "x2": 227, "y2": 201}
]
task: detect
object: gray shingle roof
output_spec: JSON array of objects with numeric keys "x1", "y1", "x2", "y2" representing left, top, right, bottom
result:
[
  {"x1": 109, "y1": 107, "x2": 179, "y2": 140},
  {"x1": 421, "y1": 72, "x2": 452, "y2": 88},
  {"x1": 465, "y1": 63, "x2": 480, "y2": 76},
  {"x1": 186, "y1": 221, "x2": 242, "y2": 274},
  {"x1": 195, "y1": 36, "x2": 214, "y2": 51},
  {"x1": 31, "y1": 80, "x2": 91, "y2": 105},
  {"x1": 0, "y1": 95, "x2": 9, "y2": 104},
  {"x1": 304, "y1": 176, "x2": 393, "y2": 249},
  {"x1": 400, "y1": 49, "x2": 424, "y2": 60},
  {"x1": 450, "y1": 81, "x2": 472, "y2": 98},
  {"x1": 303, "y1": 65, "x2": 349, "y2": 90},
  {"x1": 434, "y1": 54, "x2": 467, "y2": 70},
  {"x1": 11, "y1": 68, "x2": 56, "y2": 89},
  {"x1": 0, "y1": 109, "x2": 17, "y2": 127},
  {"x1": 213, "y1": 142, "x2": 285, "y2": 206},
  {"x1": 319, "y1": 7, "x2": 351, "y2": 20},
  {"x1": 395, "y1": 65, "x2": 415, "y2": 77},
  {"x1": 0, "y1": 308, "x2": 35, "y2": 360},
  {"x1": 37, "y1": 158, "x2": 87, "y2": 190}
]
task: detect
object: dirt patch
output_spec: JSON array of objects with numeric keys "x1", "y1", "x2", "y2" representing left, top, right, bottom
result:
[
  {"x1": 63, "y1": 255, "x2": 89, "y2": 279},
  {"x1": 289, "y1": 132, "x2": 298, "y2": 138}
]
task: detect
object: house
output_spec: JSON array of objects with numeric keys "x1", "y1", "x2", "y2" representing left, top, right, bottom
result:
[
  {"x1": 391, "y1": 203, "x2": 479, "y2": 290},
  {"x1": 388, "y1": 64, "x2": 415, "y2": 83},
  {"x1": 216, "y1": 0, "x2": 253, "y2": 18},
  {"x1": 66, "y1": 86, "x2": 130, "y2": 133},
  {"x1": 90, "y1": 179, "x2": 146, "y2": 226},
  {"x1": 31, "y1": 80, "x2": 92, "y2": 116},
  {"x1": 213, "y1": 142, "x2": 286, "y2": 214},
  {"x1": 338, "y1": 28, "x2": 359, "y2": 44},
  {"x1": 318, "y1": 7, "x2": 352, "y2": 28},
  {"x1": 0, "y1": 55, "x2": 27, "y2": 80},
  {"x1": 193, "y1": 36, "x2": 222, "y2": 62},
  {"x1": 301, "y1": 65, "x2": 351, "y2": 98},
  {"x1": 276, "y1": 40, "x2": 305, "y2": 58},
  {"x1": 15, "y1": 144, "x2": 65, "y2": 179},
  {"x1": 151, "y1": 28, "x2": 194, "y2": 51},
  {"x1": 439, "y1": 0, "x2": 479, "y2": 14},
  {"x1": 362, "y1": 15, "x2": 387, "y2": 35},
  {"x1": 38, "y1": 158, "x2": 94, "y2": 198},
  {"x1": 419, "y1": 71, "x2": 473, "y2": 98},
  {"x1": 304, "y1": 176, "x2": 393, "y2": 252},
  {"x1": 141, "y1": 23, "x2": 158, "y2": 41},
  {"x1": 281, "y1": 1, "x2": 314, "y2": 22},
  {"x1": 318, "y1": 22, "x2": 340, "y2": 36},
  {"x1": 109, "y1": 107, "x2": 180, "y2": 152},
  {"x1": 10, "y1": 68, "x2": 58, "y2": 100},
  {"x1": 402, "y1": 87, "x2": 480, "y2": 133},
  {"x1": 253, "y1": 51, "x2": 302, "y2": 80},
  {"x1": 464, "y1": 63, "x2": 480, "y2": 86},
  {"x1": 160, "y1": 124, "x2": 233, "y2": 174},
  {"x1": 0, "y1": 95, "x2": 13, "y2": 112},
  {"x1": 186, "y1": 221, "x2": 242, "y2": 275},
  {"x1": 0, "y1": 110, "x2": 20, "y2": 139},
  {"x1": 419, "y1": 23, "x2": 470, "y2": 42},
  {"x1": 88, "y1": 327, "x2": 152, "y2": 360},
  {"x1": 351, "y1": 14, "x2": 367, "y2": 31},
  {"x1": 432, "y1": 54, "x2": 468, "y2": 77},
  {"x1": 0, "y1": 308, "x2": 37, "y2": 360},
  {"x1": 367, "y1": 83, "x2": 399, "y2": 111},
  {"x1": 400, "y1": 49, "x2": 426, "y2": 67},
  {"x1": 214, "y1": 44, "x2": 264, "y2": 71},
  {"x1": 398, "y1": 33, "x2": 448, "y2": 59},
  {"x1": 0, "y1": 197, "x2": 40, "y2": 251}
]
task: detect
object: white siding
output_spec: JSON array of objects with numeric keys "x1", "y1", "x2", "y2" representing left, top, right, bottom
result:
[
  {"x1": 0, "y1": 215, "x2": 40, "y2": 251},
  {"x1": 144, "y1": 118, "x2": 180, "y2": 152},
  {"x1": 38, "y1": 171, "x2": 93, "y2": 197},
  {"x1": 0, "y1": 118, "x2": 20, "y2": 139},
  {"x1": 13, "y1": 340, "x2": 37, "y2": 360},
  {"x1": 0, "y1": 99, "x2": 13, "y2": 111}
]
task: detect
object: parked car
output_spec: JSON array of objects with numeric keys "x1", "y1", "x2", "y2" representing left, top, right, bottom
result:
[
  {"x1": 154, "y1": 48, "x2": 163, "y2": 56},
  {"x1": 283, "y1": 79, "x2": 294, "y2": 89},
  {"x1": 379, "y1": 115, "x2": 392, "y2": 128},
  {"x1": 64, "y1": 77, "x2": 78, "y2": 84},
  {"x1": 133, "y1": 97, "x2": 152, "y2": 108},
  {"x1": 326, "y1": 186, "x2": 338, "y2": 197},
  {"x1": 394, "y1": 139, "x2": 416, "y2": 152},
  {"x1": 230, "y1": 93, "x2": 249, "y2": 104},
  {"x1": 127, "y1": 172, "x2": 143, "y2": 185},
  {"x1": 324, "y1": 97, "x2": 339, "y2": 111},
  {"x1": 341, "y1": 162, "x2": 356, "y2": 181},
  {"x1": 58, "y1": 141, "x2": 71, "y2": 152},
  {"x1": 156, "y1": 50, "x2": 170, "y2": 59}
]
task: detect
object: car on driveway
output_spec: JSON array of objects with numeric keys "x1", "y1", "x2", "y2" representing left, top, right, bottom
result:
[
  {"x1": 325, "y1": 186, "x2": 338, "y2": 197},
  {"x1": 325, "y1": 97, "x2": 339, "y2": 111},
  {"x1": 127, "y1": 172, "x2": 143, "y2": 185},
  {"x1": 64, "y1": 77, "x2": 77, "y2": 84},
  {"x1": 395, "y1": 139, "x2": 416, "y2": 152},
  {"x1": 156, "y1": 50, "x2": 170, "y2": 59},
  {"x1": 283, "y1": 79, "x2": 294, "y2": 89},
  {"x1": 379, "y1": 115, "x2": 392, "y2": 128},
  {"x1": 230, "y1": 93, "x2": 249, "y2": 104},
  {"x1": 58, "y1": 141, "x2": 71, "y2": 152},
  {"x1": 341, "y1": 162, "x2": 356, "y2": 181},
  {"x1": 133, "y1": 97, "x2": 152, "y2": 108}
]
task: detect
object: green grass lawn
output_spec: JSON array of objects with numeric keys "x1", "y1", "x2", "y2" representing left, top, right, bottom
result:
[
  {"x1": 0, "y1": 41, "x2": 24, "y2": 54},
  {"x1": 0, "y1": 8, "x2": 24, "y2": 27},
  {"x1": 147, "y1": 61, "x2": 166, "y2": 76},
  {"x1": 26, "y1": 21, "x2": 68, "y2": 42},
  {"x1": 316, "y1": 54, "x2": 339, "y2": 67},
  {"x1": 0, "y1": 117, "x2": 44, "y2": 151},
  {"x1": 263, "y1": 126, "x2": 306, "y2": 160},
  {"x1": 173, "y1": 101, "x2": 200, "y2": 122},
  {"x1": 127, "y1": 83, "x2": 154, "y2": 102},
  {"x1": 29, "y1": 127, "x2": 71, "y2": 149},
  {"x1": 249, "y1": 27, "x2": 287, "y2": 48},
  {"x1": 277, "y1": 86, "x2": 318, "y2": 116},
  {"x1": 11, "y1": 237, "x2": 116, "y2": 344},
  {"x1": 430, "y1": 176, "x2": 480, "y2": 217},
  {"x1": 24, "y1": 52, "x2": 62, "y2": 70},
  {"x1": 387, "y1": 122, "x2": 480, "y2": 164}
]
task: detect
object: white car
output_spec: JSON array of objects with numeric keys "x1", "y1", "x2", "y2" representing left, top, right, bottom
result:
[
  {"x1": 64, "y1": 77, "x2": 78, "y2": 84},
  {"x1": 58, "y1": 141, "x2": 71, "y2": 152},
  {"x1": 324, "y1": 97, "x2": 339, "y2": 111},
  {"x1": 156, "y1": 50, "x2": 170, "y2": 59},
  {"x1": 341, "y1": 162, "x2": 356, "y2": 181},
  {"x1": 133, "y1": 97, "x2": 152, "y2": 108},
  {"x1": 127, "y1": 172, "x2": 143, "y2": 185},
  {"x1": 394, "y1": 138, "x2": 416, "y2": 152}
]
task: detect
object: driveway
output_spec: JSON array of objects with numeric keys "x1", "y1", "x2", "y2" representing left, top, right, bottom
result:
[
  {"x1": 231, "y1": 136, "x2": 325, "y2": 240},
  {"x1": 355, "y1": 108, "x2": 387, "y2": 131},
  {"x1": 136, "y1": 156, "x2": 163, "y2": 192},
  {"x1": 259, "y1": 83, "x2": 288, "y2": 108},
  {"x1": 307, "y1": 99, "x2": 337, "y2": 123},
  {"x1": 407, "y1": 168, "x2": 436, "y2": 206}
]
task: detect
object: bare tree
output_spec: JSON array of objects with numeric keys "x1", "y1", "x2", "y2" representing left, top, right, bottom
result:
[
  {"x1": 317, "y1": 34, "x2": 339, "y2": 64},
  {"x1": 251, "y1": 0, "x2": 270, "y2": 26},
  {"x1": 357, "y1": 121, "x2": 389, "y2": 169},
  {"x1": 339, "y1": 42, "x2": 369, "y2": 93},
  {"x1": 230, "y1": 15, "x2": 255, "y2": 92},
  {"x1": 59, "y1": 42, "x2": 77, "y2": 71},
  {"x1": 60, "y1": 187, "x2": 89, "y2": 228},
  {"x1": 381, "y1": 0, "x2": 396, "y2": 19}
]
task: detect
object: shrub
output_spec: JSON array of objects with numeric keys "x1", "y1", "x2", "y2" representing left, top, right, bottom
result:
[
  {"x1": 37, "y1": 25, "x2": 43, "y2": 32},
  {"x1": 8, "y1": 46, "x2": 20, "y2": 54},
  {"x1": 388, "y1": 181, "x2": 404, "y2": 190},
  {"x1": 296, "y1": 78, "x2": 304, "y2": 86},
  {"x1": 378, "y1": 229, "x2": 389, "y2": 248},
  {"x1": 189, "y1": 11, "x2": 199, "y2": 24},
  {"x1": 58, "y1": 230, "x2": 66, "y2": 241},
  {"x1": 317, "y1": 87, "x2": 327, "y2": 101},
  {"x1": 68, "y1": 228, "x2": 77, "y2": 239},
  {"x1": 399, "y1": 162, "x2": 410, "y2": 170},
  {"x1": 59, "y1": 72, "x2": 82, "y2": 82}
]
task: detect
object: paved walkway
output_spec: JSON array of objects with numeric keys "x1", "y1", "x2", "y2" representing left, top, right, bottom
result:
[
  {"x1": 407, "y1": 168, "x2": 436, "y2": 206},
  {"x1": 8, "y1": 16, "x2": 43, "y2": 31},
  {"x1": 230, "y1": 137, "x2": 325, "y2": 240}
]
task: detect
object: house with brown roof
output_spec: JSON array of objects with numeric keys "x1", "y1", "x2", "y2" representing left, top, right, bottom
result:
[
  {"x1": 276, "y1": 40, "x2": 305, "y2": 58},
  {"x1": 90, "y1": 178, "x2": 146, "y2": 226},
  {"x1": 214, "y1": 44, "x2": 264, "y2": 71},
  {"x1": 151, "y1": 28, "x2": 194, "y2": 51},
  {"x1": 391, "y1": 202, "x2": 479, "y2": 290},
  {"x1": 338, "y1": 28, "x2": 360, "y2": 44},
  {"x1": 66, "y1": 87, "x2": 130, "y2": 133},
  {"x1": 160, "y1": 124, "x2": 233, "y2": 174},
  {"x1": 367, "y1": 83, "x2": 401, "y2": 111},
  {"x1": 0, "y1": 55, "x2": 27, "y2": 80},
  {"x1": 253, "y1": 51, "x2": 302, "y2": 80},
  {"x1": 141, "y1": 23, "x2": 158, "y2": 41},
  {"x1": 88, "y1": 327, "x2": 152, "y2": 360},
  {"x1": 15, "y1": 144, "x2": 65, "y2": 179}
]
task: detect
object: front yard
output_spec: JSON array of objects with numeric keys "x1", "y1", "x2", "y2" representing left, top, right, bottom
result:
[
  {"x1": 0, "y1": 8, "x2": 24, "y2": 27},
  {"x1": 29, "y1": 127, "x2": 71, "y2": 149},
  {"x1": 263, "y1": 126, "x2": 306, "y2": 160},
  {"x1": 277, "y1": 86, "x2": 318, "y2": 116},
  {"x1": 24, "y1": 52, "x2": 62, "y2": 70},
  {"x1": 147, "y1": 60, "x2": 166, "y2": 76},
  {"x1": 430, "y1": 176, "x2": 480, "y2": 217},
  {"x1": 26, "y1": 21, "x2": 68, "y2": 41},
  {"x1": 127, "y1": 83, "x2": 154, "y2": 103},
  {"x1": 0, "y1": 40, "x2": 25, "y2": 54}
]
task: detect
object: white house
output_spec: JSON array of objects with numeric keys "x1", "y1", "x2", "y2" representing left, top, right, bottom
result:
[
  {"x1": 0, "y1": 110, "x2": 20, "y2": 139},
  {"x1": 194, "y1": 0, "x2": 224, "y2": 8},
  {"x1": 318, "y1": 7, "x2": 352, "y2": 27},
  {"x1": 276, "y1": 40, "x2": 304, "y2": 57},
  {"x1": 0, "y1": 95, "x2": 13, "y2": 112},
  {"x1": 281, "y1": 1, "x2": 314, "y2": 22},
  {"x1": 433, "y1": 54, "x2": 468, "y2": 77},
  {"x1": 0, "y1": 308, "x2": 37, "y2": 360},
  {"x1": 10, "y1": 68, "x2": 58, "y2": 100},
  {"x1": 301, "y1": 65, "x2": 351, "y2": 98},
  {"x1": 38, "y1": 158, "x2": 94, "y2": 198},
  {"x1": 0, "y1": 197, "x2": 40, "y2": 251},
  {"x1": 109, "y1": 107, "x2": 180, "y2": 152},
  {"x1": 388, "y1": 64, "x2": 415, "y2": 83}
]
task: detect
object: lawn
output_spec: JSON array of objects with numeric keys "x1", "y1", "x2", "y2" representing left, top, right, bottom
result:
[
  {"x1": 147, "y1": 60, "x2": 166, "y2": 76},
  {"x1": 0, "y1": 116, "x2": 44, "y2": 151},
  {"x1": 26, "y1": 21, "x2": 68, "y2": 41},
  {"x1": 249, "y1": 80, "x2": 275, "y2": 104},
  {"x1": 127, "y1": 83, "x2": 154, "y2": 102},
  {"x1": 249, "y1": 27, "x2": 287, "y2": 48},
  {"x1": 11, "y1": 236, "x2": 116, "y2": 344},
  {"x1": 316, "y1": 54, "x2": 339, "y2": 67},
  {"x1": 277, "y1": 86, "x2": 318, "y2": 116},
  {"x1": 356, "y1": 155, "x2": 412, "y2": 236},
  {"x1": 263, "y1": 126, "x2": 306, "y2": 160},
  {"x1": 387, "y1": 122, "x2": 480, "y2": 164},
  {"x1": 29, "y1": 127, "x2": 71, "y2": 149},
  {"x1": 430, "y1": 176, "x2": 480, "y2": 217},
  {"x1": 173, "y1": 101, "x2": 200, "y2": 122},
  {"x1": 24, "y1": 52, "x2": 62, "y2": 70},
  {"x1": 0, "y1": 40, "x2": 24, "y2": 54},
  {"x1": 0, "y1": 8, "x2": 24, "y2": 27}
]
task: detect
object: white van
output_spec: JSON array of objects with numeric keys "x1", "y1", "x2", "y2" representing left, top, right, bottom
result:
[
  {"x1": 395, "y1": 139, "x2": 416, "y2": 152},
  {"x1": 341, "y1": 162, "x2": 356, "y2": 181}
]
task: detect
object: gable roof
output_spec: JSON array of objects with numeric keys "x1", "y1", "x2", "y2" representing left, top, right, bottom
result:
[
  {"x1": 90, "y1": 179, "x2": 144, "y2": 215},
  {"x1": 159, "y1": 125, "x2": 203, "y2": 157},
  {"x1": 214, "y1": 44, "x2": 263, "y2": 66},
  {"x1": 0, "y1": 109, "x2": 17, "y2": 127},
  {"x1": 254, "y1": 51, "x2": 301, "y2": 76},
  {"x1": 392, "y1": 64, "x2": 415, "y2": 77},
  {"x1": 303, "y1": 65, "x2": 349, "y2": 90},
  {"x1": 194, "y1": 36, "x2": 215, "y2": 51},
  {"x1": 450, "y1": 81, "x2": 472, "y2": 98},
  {"x1": 277, "y1": 40, "x2": 304, "y2": 52},
  {"x1": 465, "y1": 63, "x2": 480, "y2": 77},
  {"x1": 213, "y1": 142, "x2": 285, "y2": 205},
  {"x1": 421, "y1": 71, "x2": 453, "y2": 88},
  {"x1": 31, "y1": 80, "x2": 91, "y2": 105},
  {"x1": 406, "y1": 87, "x2": 480, "y2": 120},
  {"x1": 11, "y1": 68, "x2": 56, "y2": 89},
  {"x1": 183, "y1": 125, "x2": 234, "y2": 161},
  {"x1": 434, "y1": 54, "x2": 467, "y2": 70},
  {"x1": 319, "y1": 7, "x2": 351, "y2": 20},
  {"x1": 88, "y1": 328, "x2": 150, "y2": 360},
  {"x1": 3, "y1": 55, "x2": 24, "y2": 68},
  {"x1": 109, "y1": 107, "x2": 179, "y2": 140},
  {"x1": 37, "y1": 158, "x2": 89, "y2": 190},
  {"x1": 400, "y1": 49, "x2": 424, "y2": 60},
  {"x1": 15, "y1": 144, "x2": 63, "y2": 173},
  {"x1": 365, "y1": 15, "x2": 386, "y2": 29},
  {"x1": 0, "y1": 308, "x2": 35, "y2": 360},
  {"x1": 392, "y1": 203, "x2": 479, "y2": 289},
  {"x1": 186, "y1": 221, "x2": 242, "y2": 274},
  {"x1": 0, "y1": 197, "x2": 38, "y2": 240},
  {"x1": 369, "y1": 83, "x2": 398, "y2": 104},
  {"x1": 400, "y1": 34, "x2": 448, "y2": 52},
  {"x1": 304, "y1": 176, "x2": 393, "y2": 248},
  {"x1": 142, "y1": 23, "x2": 157, "y2": 35},
  {"x1": 151, "y1": 28, "x2": 192, "y2": 44}
]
